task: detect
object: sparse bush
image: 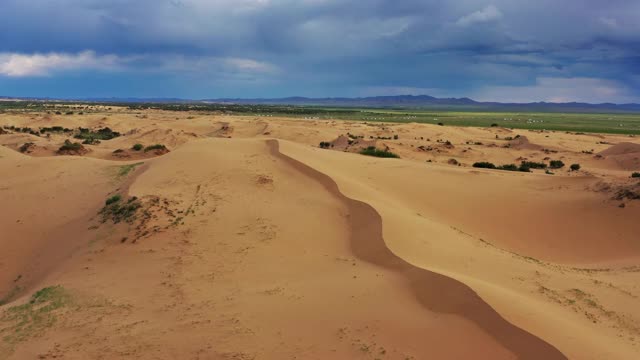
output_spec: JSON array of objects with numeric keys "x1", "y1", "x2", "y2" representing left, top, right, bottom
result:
[
  {"x1": 100, "y1": 195, "x2": 141, "y2": 224},
  {"x1": 520, "y1": 161, "x2": 547, "y2": 169},
  {"x1": 144, "y1": 144, "x2": 167, "y2": 152},
  {"x1": 82, "y1": 138, "x2": 101, "y2": 145},
  {"x1": 74, "y1": 127, "x2": 121, "y2": 141},
  {"x1": 490, "y1": 123, "x2": 498, "y2": 127},
  {"x1": 40, "y1": 126, "x2": 72, "y2": 134},
  {"x1": 473, "y1": 162, "x2": 496, "y2": 169},
  {"x1": 132, "y1": 143, "x2": 144, "y2": 151},
  {"x1": 570, "y1": 163, "x2": 581, "y2": 171},
  {"x1": 58, "y1": 139, "x2": 83, "y2": 152},
  {"x1": 113, "y1": 149, "x2": 124, "y2": 154},
  {"x1": 105, "y1": 194, "x2": 122, "y2": 206},
  {"x1": 19, "y1": 142, "x2": 34, "y2": 153},
  {"x1": 437, "y1": 122, "x2": 444, "y2": 126},
  {"x1": 393, "y1": 134, "x2": 399, "y2": 140},
  {"x1": 360, "y1": 146, "x2": 399, "y2": 158},
  {"x1": 497, "y1": 164, "x2": 519, "y2": 171},
  {"x1": 518, "y1": 164, "x2": 532, "y2": 172},
  {"x1": 549, "y1": 160, "x2": 565, "y2": 169}
]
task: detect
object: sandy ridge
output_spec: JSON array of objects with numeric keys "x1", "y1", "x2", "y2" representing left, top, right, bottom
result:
[{"x1": 266, "y1": 139, "x2": 566, "y2": 359}]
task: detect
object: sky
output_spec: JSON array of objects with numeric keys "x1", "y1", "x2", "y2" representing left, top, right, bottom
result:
[{"x1": 0, "y1": 0, "x2": 639, "y2": 103}]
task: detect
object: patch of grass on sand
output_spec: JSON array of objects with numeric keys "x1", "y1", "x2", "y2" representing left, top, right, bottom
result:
[
  {"x1": 144, "y1": 144, "x2": 167, "y2": 152},
  {"x1": 359, "y1": 146, "x2": 400, "y2": 158},
  {"x1": 100, "y1": 195, "x2": 141, "y2": 224},
  {"x1": 117, "y1": 162, "x2": 144, "y2": 178},
  {"x1": 0, "y1": 286, "x2": 71, "y2": 346},
  {"x1": 58, "y1": 140, "x2": 83, "y2": 152},
  {"x1": 74, "y1": 127, "x2": 121, "y2": 141}
]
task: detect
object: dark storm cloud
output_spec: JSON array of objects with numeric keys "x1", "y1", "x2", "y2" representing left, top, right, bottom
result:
[{"x1": 0, "y1": 0, "x2": 638, "y2": 102}]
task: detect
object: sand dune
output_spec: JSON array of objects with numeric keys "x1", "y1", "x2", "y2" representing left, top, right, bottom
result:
[
  {"x1": 269, "y1": 139, "x2": 564, "y2": 359},
  {"x1": 1, "y1": 111, "x2": 639, "y2": 359},
  {"x1": 599, "y1": 142, "x2": 640, "y2": 171}
]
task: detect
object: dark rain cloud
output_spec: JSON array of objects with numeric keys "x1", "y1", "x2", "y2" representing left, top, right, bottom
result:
[{"x1": 0, "y1": 0, "x2": 639, "y2": 101}]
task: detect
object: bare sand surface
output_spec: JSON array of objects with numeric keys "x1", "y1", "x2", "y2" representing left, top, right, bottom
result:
[{"x1": 1, "y1": 110, "x2": 639, "y2": 359}]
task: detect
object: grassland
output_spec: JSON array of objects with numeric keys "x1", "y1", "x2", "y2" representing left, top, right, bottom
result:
[{"x1": 2, "y1": 100, "x2": 639, "y2": 135}]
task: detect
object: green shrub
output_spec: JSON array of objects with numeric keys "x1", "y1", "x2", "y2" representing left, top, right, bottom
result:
[
  {"x1": 132, "y1": 143, "x2": 143, "y2": 151},
  {"x1": 82, "y1": 138, "x2": 101, "y2": 145},
  {"x1": 58, "y1": 140, "x2": 83, "y2": 152},
  {"x1": 19, "y1": 142, "x2": 34, "y2": 153},
  {"x1": 521, "y1": 161, "x2": 547, "y2": 169},
  {"x1": 497, "y1": 164, "x2": 519, "y2": 171},
  {"x1": 105, "y1": 194, "x2": 122, "y2": 206},
  {"x1": 74, "y1": 127, "x2": 121, "y2": 141},
  {"x1": 549, "y1": 160, "x2": 565, "y2": 169},
  {"x1": 518, "y1": 164, "x2": 532, "y2": 172},
  {"x1": 144, "y1": 144, "x2": 167, "y2": 152},
  {"x1": 631, "y1": 172, "x2": 640, "y2": 178},
  {"x1": 360, "y1": 146, "x2": 399, "y2": 158},
  {"x1": 473, "y1": 162, "x2": 496, "y2": 169},
  {"x1": 100, "y1": 196, "x2": 141, "y2": 224},
  {"x1": 490, "y1": 123, "x2": 498, "y2": 127},
  {"x1": 570, "y1": 163, "x2": 581, "y2": 171}
]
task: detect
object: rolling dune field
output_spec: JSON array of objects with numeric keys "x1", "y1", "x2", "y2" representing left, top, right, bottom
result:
[{"x1": 1, "y1": 109, "x2": 639, "y2": 359}]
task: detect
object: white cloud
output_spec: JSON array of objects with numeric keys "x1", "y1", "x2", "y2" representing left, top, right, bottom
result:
[
  {"x1": 224, "y1": 58, "x2": 278, "y2": 74},
  {"x1": 155, "y1": 55, "x2": 279, "y2": 77},
  {"x1": 599, "y1": 17, "x2": 619, "y2": 29},
  {"x1": 456, "y1": 5, "x2": 502, "y2": 27},
  {"x1": 358, "y1": 86, "x2": 450, "y2": 97},
  {"x1": 0, "y1": 51, "x2": 123, "y2": 77},
  {"x1": 472, "y1": 77, "x2": 639, "y2": 104},
  {"x1": 0, "y1": 51, "x2": 278, "y2": 79}
]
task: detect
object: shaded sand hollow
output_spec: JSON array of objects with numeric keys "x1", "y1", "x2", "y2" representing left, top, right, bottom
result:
[{"x1": 1, "y1": 111, "x2": 640, "y2": 359}]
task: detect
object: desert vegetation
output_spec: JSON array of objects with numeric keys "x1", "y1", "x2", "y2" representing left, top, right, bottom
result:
[
  {"x1": 319, "y1": 141, "x2": 331, "y2": 149},
  {"x1": 0, "y1": 286, "x2": 70, "y2": 346},
  {"x1": 144, "y1": 144, "x2": 168, "y2": 152},
  {"x1": 57, "y1": 140, "x2": 87, "y2": 155},
  {"x1": 74, "y1": 127, "x2": 121, "y2": 141},
  {"x1": 549, "y1": 160, "x2": 565, "y2": 169},
  {"x1": 359, "y1": 146, "x2": 400, "y2": 158},
  {"x1": 99, "y1": 194, "x2": 142, "y2": 224}
]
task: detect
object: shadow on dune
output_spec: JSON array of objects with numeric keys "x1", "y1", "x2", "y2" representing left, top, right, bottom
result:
[{"x1": 267, "y1": 139, "x2": 566, "y2": 360}]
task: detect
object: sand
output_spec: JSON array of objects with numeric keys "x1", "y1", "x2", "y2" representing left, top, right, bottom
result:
[{"x1": 1, "y1": 110, "x2": 639, "y2": 359}]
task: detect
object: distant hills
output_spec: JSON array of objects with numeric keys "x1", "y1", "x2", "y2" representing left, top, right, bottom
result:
[{"x1": 2, "y1": 94, "x2": 640, "y2": 113}]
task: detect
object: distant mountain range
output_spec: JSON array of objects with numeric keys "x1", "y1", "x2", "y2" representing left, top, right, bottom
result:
[{"x1": 2, "y1": 94, "x2": 640, "y2": 113}]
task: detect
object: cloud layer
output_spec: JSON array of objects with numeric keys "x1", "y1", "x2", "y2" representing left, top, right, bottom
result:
[{"x1": 0, "y1": 0, "x2": 638, "y2": 102}]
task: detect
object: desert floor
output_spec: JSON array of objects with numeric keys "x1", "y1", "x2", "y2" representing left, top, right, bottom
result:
[{"x1": 1, "y1": 108, "x2": 640, "y2": 359}]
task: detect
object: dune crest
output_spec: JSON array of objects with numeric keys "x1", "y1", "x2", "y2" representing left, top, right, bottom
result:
[{"x1": 267, "y1": 139, "x2": 566, "y2": 359}]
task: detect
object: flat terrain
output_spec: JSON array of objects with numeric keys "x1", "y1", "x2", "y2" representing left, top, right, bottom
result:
[{"x1": 1, "y1": 107, "x2": 640, "y2": 359}]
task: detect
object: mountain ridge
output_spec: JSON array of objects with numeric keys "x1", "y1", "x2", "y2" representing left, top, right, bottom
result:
[{"x1": 2, "y1": 95, "x2": 640, "y2": 113}]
